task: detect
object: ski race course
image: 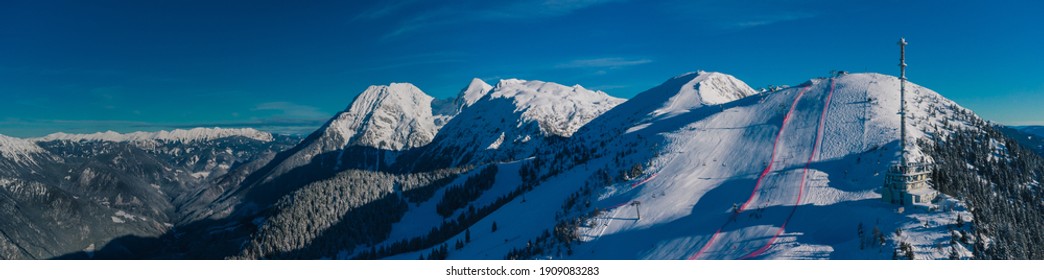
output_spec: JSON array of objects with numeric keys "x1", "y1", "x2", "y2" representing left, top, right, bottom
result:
[{"x1": 689, "y1": 79, "x2": 836, "y2": 260}]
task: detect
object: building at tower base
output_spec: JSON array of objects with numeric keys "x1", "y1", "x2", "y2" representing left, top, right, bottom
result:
[{"x1": 882, "y1": 161, "x2": 937, "y2": 205}]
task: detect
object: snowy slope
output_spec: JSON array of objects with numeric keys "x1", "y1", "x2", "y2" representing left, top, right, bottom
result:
[
  {"x1": 0, "y1": 134, "x2": 46, "y2": 165},
  {"x1": 577, "y1": 71, "x2": 756, "y2": 144},
  {"x1": 651, "y1": 71, "x2": 758, "y2": 118},
  {"x1": 327, "y1": 83, "x2": 439, "y2": 151},
  {"x1": 375, "y1": 72, "x2": 977, "y2": 260},
  {"x1": 456, "y1": 78, "x2": 494, "y2": 112},
  {"x1": 193, "y1": 81, "x2": 481, "y2": 224},
  {"x1": 248, "y1": 83, "x2": 441, "y2": 186},
  {"x1": 433, "y1": 78, "x2": 493, "y2": 130},
  {"x1": 488, "y1": 79, "x2": 626, "y2": 138},
  {"x1": 411, "y1": 79, "x2": 625, "y2": 168},
  {"x1": 566, "y1": 73, "x2": 970, "y2": 260}
]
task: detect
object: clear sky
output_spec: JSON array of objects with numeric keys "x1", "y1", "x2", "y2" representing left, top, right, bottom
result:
[{"x1": 1, "y1": 0, "x2": 1042, "y2": 137}]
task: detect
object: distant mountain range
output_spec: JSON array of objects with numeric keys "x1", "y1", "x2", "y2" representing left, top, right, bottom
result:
[
  {"x1": 2, "y1": 71, "x2": 1043, "y2": 260},
  {"x1": 0, "y1": 128, "x2": 299, "y2": 259},
  {"x1": 999, "y1": 126, "x2": 1044, "y2": 157},
  {"x1": 1016, "y1": 126, "x2": 1044, "y2": 137}
]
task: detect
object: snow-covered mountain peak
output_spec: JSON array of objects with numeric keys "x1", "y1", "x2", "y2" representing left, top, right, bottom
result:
[
  {"x1": 486, "y1": 78, "x2": 624, "y2": 137},
  {"x1": 575, "y1": 71, "x2": 757, "y2": 142},
  {"x1": 410, "y1": 79, "x2": 625, "y2": 169},
  {"x1": 432, "y1": 78, "x2": 493, "y2": 130},
  {"x1": 458, "y1": 78, "x2": 493, "y2": 109},
  {"x1": 649, "y1": 71, "x2": 756, "y2": 117},
  {"x1": 494, "y1": 78, "x2": 525, "y2": 87},
  {"x1": 322, "y1": 82, "x2": 437, "y2": 151},
  {"x1": 36, "y1": 128, "x2": 274, "y2": 144},
  {"x1": 0, "y1": 134, "x2": 45, "y2": 162},
  {"x1": 512, "y1": 71, "x2": 981, "y2": 261},
  {"x1": 345, "y1": 83, "x2": 430, "y2": 113}
]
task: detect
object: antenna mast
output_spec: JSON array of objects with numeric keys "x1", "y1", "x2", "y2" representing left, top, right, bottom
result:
[{"x1": 898, "y1": 37, "x2": 908, "y2": 166}]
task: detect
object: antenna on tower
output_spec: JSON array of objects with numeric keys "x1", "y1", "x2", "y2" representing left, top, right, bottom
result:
[
  {"x1": 882, "y1": 37, "x2": 937, "y2": 206},
  {"x1": 898, "y1": 37, "x2": 908, "y2": 166}
]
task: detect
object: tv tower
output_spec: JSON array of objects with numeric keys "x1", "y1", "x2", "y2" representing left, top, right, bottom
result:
[
  {"x1": 882, "y1": 37, "x2": 937, "y2": 206},
  {"x1": 898, "y1": 37, "x2": 908, "y2": 166}
]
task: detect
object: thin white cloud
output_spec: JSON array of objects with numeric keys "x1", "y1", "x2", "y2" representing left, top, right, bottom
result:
[
  {"x1": 381, "y1": 0, "x2": 625, "y2": 39},
  {"x1": 556, "y1": 57, "x2": 653, "y2": 69},
  {"x1": 658, "y1": 0, "x2": 821, "y2": 31},
  {"x1": 347, "y1": 52, "x2": 467, "y2": 73},
  {"x1": 352, "y1": 0, "x2": 418, "y2": 21},
  {"x1": 724, "y1": 12, "x2": 816, "y2": 29},
  {"x1": 479, "y1": 0, "x2": 625, "y2": 20},
  {"x1": 252, "y1": 102, "x2": 329, "y2": 119}
]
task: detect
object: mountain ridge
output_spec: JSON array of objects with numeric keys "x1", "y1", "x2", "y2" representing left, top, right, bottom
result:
[
  {"x1": 35, "y1": 127, "x2": 274, "y2": 144},
  {"x1": 5, "y1": 71, "x2": 1043, "y2": 261}
]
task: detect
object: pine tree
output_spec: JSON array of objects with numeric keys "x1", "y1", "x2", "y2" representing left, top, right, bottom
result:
[
  {"x1": 491, "y1": 221, "x2": 498, "y2": 232},
  {"x1": 465, "y1": 228, "x2": 471, "y2": 243},
  {"x1": 873, "y1": 225, "x2": 884, "y2": 247}
]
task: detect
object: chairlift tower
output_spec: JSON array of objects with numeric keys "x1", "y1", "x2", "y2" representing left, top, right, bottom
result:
[{"x1": 630, "y1": 201, "x2": 641, "y2": 220}]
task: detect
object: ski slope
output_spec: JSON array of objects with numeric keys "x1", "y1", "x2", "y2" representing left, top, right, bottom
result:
[
  {"x1": 368, "y1": 72, "x2": 974, "y2": 260},
  {"x1": 570, "y1": 73, "x2": 970, "y2": 260},
  {"x1": 570, "y1": 73, "x2": 971, "y2": 260},
  {"x1": 691, "y1": 79, "x2": 834, "y2": 260}
]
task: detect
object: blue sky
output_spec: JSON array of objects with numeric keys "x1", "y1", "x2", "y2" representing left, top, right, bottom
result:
[{"x1": 1, "y1": 0, "x2": 1042, "y2": 137}]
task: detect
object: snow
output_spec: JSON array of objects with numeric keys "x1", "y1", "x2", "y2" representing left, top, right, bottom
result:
[
  {"x1": 487, "y1": 133, "x2": 505, "y2": 150},
  {"x1": 379, "y1": 161, "x2": 524, "y2": 251},
  {"x1": 374, "y1": 72, "x2": 978, "y2": 260},
  {"x1": 651, "y1": 71, "x2": 757, "y2": 118},
  {"x1": 191, "y1": 172, "x2": 211, "y2": 179},
  {"x1": 457, "y1": 78, "x2": 493, "y2": 111},
  {"x1": 420, "y1": 78, "x2": 625, "y2": 166},
  {"x1": 84, "y1": 244, "x2": 96, "y2": 258},
  {"x1": 114, "y1": 210, "x2": 137, "y2": 221},
  {"x1": 325, "y1": 83, "x2": 438, "y2": 151},
  {"x1": 36, "y1": 127, "x2": 273, "y2": 144},
  {"x1": 576, "y1": 71, "x2": 756, "y2": 144},
  {"x1": 567, "y1": 73, "x2": 969, "y2": 260},
  {"x1": 0, "y1": 134, "x2": 45, "y2": 164},
  {"x1": 487, "y1": 79, "x2": 625, "y2": 137},
  {"x1": 260, "y1": 82, "x2": 450, "y2": 180}
]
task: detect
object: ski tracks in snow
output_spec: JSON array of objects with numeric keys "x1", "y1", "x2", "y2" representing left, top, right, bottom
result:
[{"x1": 690, "y1": 78, "x2": 837, "y2": 260}]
